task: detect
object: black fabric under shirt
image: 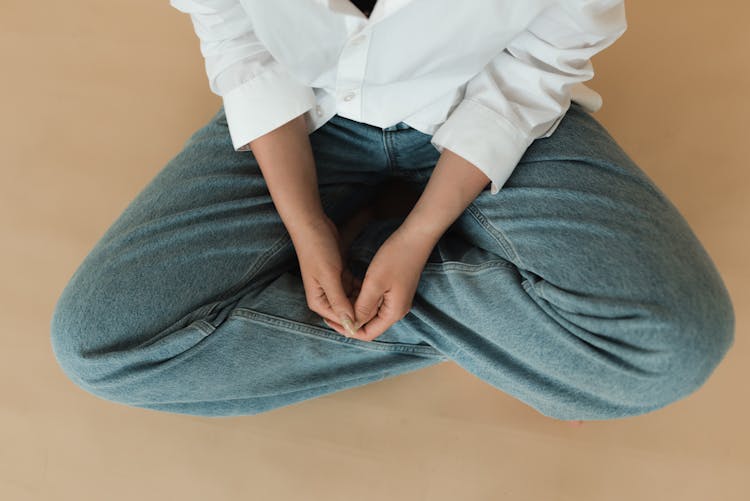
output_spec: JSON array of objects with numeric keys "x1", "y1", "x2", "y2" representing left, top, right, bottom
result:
[{"x1": 350, "y1": 0, "x2": 377, "y2": 17}]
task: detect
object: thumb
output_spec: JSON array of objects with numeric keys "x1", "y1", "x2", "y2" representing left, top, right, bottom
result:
[
  {"x1": 352, "y1": 274, "x2": 384, "y2": 330},
  {"x1": 321, "y1": 273, "x2": 357, "y2": 335}
]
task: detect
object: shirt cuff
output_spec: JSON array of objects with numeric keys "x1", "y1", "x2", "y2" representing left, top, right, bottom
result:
[
  {"x1": 430, "y1": 98, "x2": 535, "y2": 195},
  {"x1": 222, "y1": 65, "x2": 318, "y2": 151}
]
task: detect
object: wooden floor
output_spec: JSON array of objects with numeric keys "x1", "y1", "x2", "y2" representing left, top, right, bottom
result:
[{"x1": 2, "y1": 2, "x2": 748, "y2": 500}]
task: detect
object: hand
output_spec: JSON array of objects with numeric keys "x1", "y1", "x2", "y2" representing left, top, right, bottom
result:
[
  {"x1": 291, "y1": 214, "x2": 362, "y2": 336},
  {"x1": 342, "y1": 224, "x2": 436, "y2": 342}
]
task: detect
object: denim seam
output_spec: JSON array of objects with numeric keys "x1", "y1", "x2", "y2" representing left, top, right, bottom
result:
[
  {"x1": 422, "y1": 259, "x2": 516, "y2": 273},
  {"x1": 102, "y1": 204, "x2": 298, "y2": 348},
  {"x1": 193, "y1": 319, "x2": 217, "y2": 336},
  {"x1": 125, "y1": 308, "x2": 218, "y2": 351},
  {"x1": 348, "y1": 246, "x2": 516, "y2": 274},
  {"x1": 229, "y1": 307, "x2": 445, "y2": 358},
  {"x1": 465, "y1": 202, "x2": 528, "y2": 271},
  {"x1": 194, "y1": 195, "x2": 341, "y2": 329},
  {"x1": 200, "y1": 233, "x2": 292, "y2": 321},
  {"x1": 382, "y1": 129, "x2": 396, "y2": 171}
]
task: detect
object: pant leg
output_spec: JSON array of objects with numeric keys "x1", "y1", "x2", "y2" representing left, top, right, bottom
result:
[
  {"x1": 347, "y1": 101, "x2": 736, "y2": 421},
  {"x1": 49, "y1": 107, "x2": 447, "y2": 417}
]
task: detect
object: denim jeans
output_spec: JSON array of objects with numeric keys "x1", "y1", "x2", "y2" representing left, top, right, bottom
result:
[{"x1": 50, "y1": 101, "x2": 735, "y2": 420}]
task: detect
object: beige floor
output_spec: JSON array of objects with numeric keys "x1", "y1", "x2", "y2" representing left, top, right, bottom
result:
[{"x1": 2, "y1": 2, "x2": 748, "y2": 500}]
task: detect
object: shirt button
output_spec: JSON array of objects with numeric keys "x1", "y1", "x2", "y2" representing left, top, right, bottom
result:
[
  {"x1": 343, "y1": 92, "x2": 356, "y2": 102},
  {"x1": 315, "y1": 105, "x2": 323, "y2": 116},
  {"x1": 350, "y1": 34, "x2": 367, "y2": 45}
]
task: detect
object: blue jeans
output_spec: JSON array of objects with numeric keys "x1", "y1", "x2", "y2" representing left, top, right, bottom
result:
[{"x1": 50, "y1": 102, "x2": 735, "y2": 420}]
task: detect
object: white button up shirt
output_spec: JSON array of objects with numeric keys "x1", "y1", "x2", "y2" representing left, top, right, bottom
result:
[{"x1": 170, "y1": 0, "x2": 627, "y2": 194}]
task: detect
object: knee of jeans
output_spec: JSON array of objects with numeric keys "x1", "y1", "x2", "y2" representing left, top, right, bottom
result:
[
  {"x1": 550, "y1": 278, "x2": 736, "y2": 422},
  {"x1": 49, "y1": 286, "x2": 135, "y2": 403},
  {"x1": 635, "y1": 276, "x2": 736, "y2": 412},
  {"x1": 50, "y1": 294, "x2": 102, "y2": 398},
  {"x1": 548, "y1": 292, "x2": 735, "y2": 422}
]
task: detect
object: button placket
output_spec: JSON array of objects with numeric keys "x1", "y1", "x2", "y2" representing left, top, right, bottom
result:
[
  {"x1": 350, "y1": 34, "x2": 366, "y2": 46},
  {"x1": 334, "y1": 29, "x2": 371, "y2": 120}
]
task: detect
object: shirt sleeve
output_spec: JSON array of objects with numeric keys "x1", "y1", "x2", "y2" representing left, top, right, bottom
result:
[
  {"x1": 170, "y1": 0, "x2": 318, "y2": 151},
  {"x1": 429, "y1": 0, "x2": 628, "y2": 194}
]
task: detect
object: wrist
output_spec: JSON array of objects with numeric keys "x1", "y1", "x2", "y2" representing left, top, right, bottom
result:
[
  {"x1": 286, "y1": 209, "x2": 330, "y2": 241},
  {"x1": 396, "y1": 216, "x2": 444, "y2": 250},
  {"x1": 400, "y1": 210, "x2": 446, "y2": 244}
]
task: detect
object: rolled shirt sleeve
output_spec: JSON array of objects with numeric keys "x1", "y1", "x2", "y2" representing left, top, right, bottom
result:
[
  {"x1": 430, "y1": 0, "x2": 628, "y2": 194},
  {"x1": 170, "y1": 0, "x2": 317, "y2": 151}
]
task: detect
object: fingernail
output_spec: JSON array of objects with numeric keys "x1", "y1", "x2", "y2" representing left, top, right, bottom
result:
[{"x1": 340, "y1": 314, "x2": 356, "y2": 337}]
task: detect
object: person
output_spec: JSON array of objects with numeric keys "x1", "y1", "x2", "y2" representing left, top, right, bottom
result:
[{"x1": 49, "y1": 0, "x2": 735, "y2": 422}]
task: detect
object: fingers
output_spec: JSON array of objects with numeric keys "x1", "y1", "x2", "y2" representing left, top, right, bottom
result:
[
  {"x1": 324, "y1": 270, "x2": 408, "y2": 342},
  {"x1": 352, "y1": 273, "x2": 386, "y2": 331},
  {"x1": 352, "y1": 275, "x2": 406, "y2": 342},
  {"x1": 304, "y1": 271, "x2": 356, "y2": 333},
  {"x1": 324, "y1": 298, "x2": 389, "y2": 341},
  {"x1": 356, "y1": 292, "x2": 405, "y2": 341},
  {"x1": 307, "y1": 285, "x2": 338, "y2": 324},
  {"x1": 322, "y1": 316, "x2": 355, "y2": 338},
  {"x1": 318, "y1": 270, "x2": 358, "y2": 336}
]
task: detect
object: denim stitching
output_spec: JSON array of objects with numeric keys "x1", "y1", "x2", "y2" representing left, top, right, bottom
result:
[
  {"x1": 193, "y1": 319, "x2": 216, "y2": 336},
  {"x1": 197, "y1": 232, "x2": 292, "y2": 323},
  {"x1": 465, "y1": 202, "x2": 529, "y2": 271},
  {"x1": 347, "y1": 245, "x2": 516, "y2": 274},
  {"x1": 382, "y1": 129, "x2": 396, "y2": 171},
  {"x1": 196, "y1": 194, "x2": 343, "y2": 329},
  {"x1": 230, "y1": 308, "x2": 445, "y2": 358},
  {"x1": 422, "y1": 259, "x2": 516, "y2": 273}
]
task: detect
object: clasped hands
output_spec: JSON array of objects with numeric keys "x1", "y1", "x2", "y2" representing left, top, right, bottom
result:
[{"x1": 292, "y1": 213, "x2": 438, "y2": 343}]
